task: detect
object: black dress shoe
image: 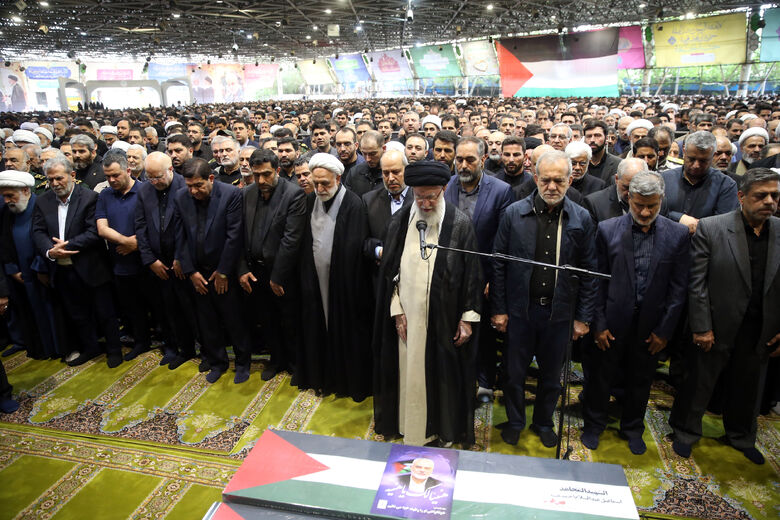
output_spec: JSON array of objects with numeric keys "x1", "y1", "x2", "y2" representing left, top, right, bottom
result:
[
  {"x1": 2, "y1": 345, "x2": 25, "y2": 357},
  {"x1": 107, "y1": 355, "x2": 123, "y2": 369},
  {"x1": 159, "y1": 350, "x2": 177, "y2": 366},
  {"x1": 198, "y1": 360, "x2": 211, "y2": 373},
  {"x1": 501, "y1": 427, "x2": 522, "y2": 446},
  {"x1": 530, "y1": 424, "x2": 558, "y2": 448},
  {"x1": 168, "y1": 355, "x2": 193, "y2": 370},
  {"x1": 123, "y1": 345, "x2": 150, "y2": 361},
  {"x1": 234, "y1": 366, "x2": 250, "y2": 384},
  {"x1": 261, "y1": 364, "x2": 278, "y2": 381},
  {"x1": 739, "y1": 447, "x2": 765, "y2": 465},
  {"x1": 67, "y1": 351, "x2": 98, "y2": 367}
]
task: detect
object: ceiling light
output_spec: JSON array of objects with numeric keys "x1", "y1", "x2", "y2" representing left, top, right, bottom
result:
[
  {"x1": 487, "y1": 3, "x2": 494, "y2": 10},
  {"x1": 355, "y1": 25, "x2": 362, "y2": 31},
  {"x1": 247, "y1": 34, "x2": 252, "y2": 39},
  {"x1": 263, "y1": 42, "x2": 268, "y2": 46},
  {"x1": 80, "y1": 31, "x2": 87, "y2": 36},
  {"x1": 104, "y1": 36, "x2": 111, "y2": 41},
  {"x1": 306, "y1": 35, "x2": 311, "y2": 39},
  {"x1": 325, "y1": 9, "x2": 331, "y2": 14},
  {"x1": 11, "y1": 16, "x2": 23, "y2": 23},
  {"x1": 172, "y1": 12, "x2": 180, "y2": 18},
  {"x1": 638, "y1": 3, "x2": 646, "y2": 7},
  {"x1": 686, "y1": 12, "x2": 695, "y2": 19},
  {"x1": 313, "y1": 25, "x2": 318, "y2": 30},
  {"x1": 39, "y1": 1, "x2": 49, "y2": 6}
]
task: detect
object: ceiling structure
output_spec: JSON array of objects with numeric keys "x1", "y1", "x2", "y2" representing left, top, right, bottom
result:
[{"x1": 0, "y1": 0, "x2": 768, "y2": 63}]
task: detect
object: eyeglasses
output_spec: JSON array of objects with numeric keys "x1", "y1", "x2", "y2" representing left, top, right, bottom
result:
[{"x1": 415, "y1": 188, "x2": 444, "y2": 202}]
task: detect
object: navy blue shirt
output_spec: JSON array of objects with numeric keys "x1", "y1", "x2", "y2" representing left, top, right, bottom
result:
[
  {"x1": 96, "y1": 181, "x2": 142, "y2": 275},
  {"x1": 632, "y1": 220, "x2": 655, "y2": 305}
]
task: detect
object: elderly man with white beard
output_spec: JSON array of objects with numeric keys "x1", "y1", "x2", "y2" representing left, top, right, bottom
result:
[
  {"x1": 296, "y1": 153, "x2": 373, "y2": 402},
  {"x1": 211, "y1": 136, "x2": 242, "y2": 186},
  {"x1": 373, "y1": 160, "x2": 483, "y2": 447},
  {"x1": 728, "y1": 127, "x2": 769, "y2": 179},
  {"x1": 238, "y1": 146, "x2": 257, "y2": 188},
  {"x1": 0, "y1": 170, "x2": 60, "y2": 360},
  {"x1": 126, "y1": 144, "x2": 147, "y2": 181}
]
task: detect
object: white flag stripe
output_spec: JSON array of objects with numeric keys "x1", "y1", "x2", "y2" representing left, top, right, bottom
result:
[{"x1": 522, "y1": 55, "x2": 618, "y2": 89}]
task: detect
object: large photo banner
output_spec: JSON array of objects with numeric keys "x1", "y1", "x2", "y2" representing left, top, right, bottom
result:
[
  {"x1": 187, "y1": 63, "x2": 245, "y2": 103},
  {"x1": 618, "y1": 26, "x2": 646, "y2": 69},
  {"x1": 498, "y1": 28, "x2": 619, "y2": 97},
  {"x1": 366, "y1": 49, "x2": 414, "y2": 95},
  {"x1": 298, "y1": 60, "x2": 335, "y2": 85},
  {"x1": 761, "y1": 8, "x2": 780, "y2": 62},
  {"x1": 461, "y1": 40, "x2": 500, "y2": 76},
  {"x1": 0, "y1": 62, "x2": 31, "y2": 112},
  {"x1": 408, "y1": 44, "x2": 463, "y2": 78},
  {"x1": 243, "y1": 64, "x2": 279, "y2": 99},
  {"x1": 23, "y1": 61, "x2": 78, "y2": 111},
  {"x1": 329, "y1": 54, "x2": 372, "y2": 95},
  {"x1": 148, "y1": 63, "x2": 188, "y2": 82},
  {"x1": 652, "y1": 13, "x2": 746, "y2": 67}
]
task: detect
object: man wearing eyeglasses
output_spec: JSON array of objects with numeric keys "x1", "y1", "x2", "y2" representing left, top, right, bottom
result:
[{"x1": 491, "y1": 150, "x2": 598, "y2": 448}]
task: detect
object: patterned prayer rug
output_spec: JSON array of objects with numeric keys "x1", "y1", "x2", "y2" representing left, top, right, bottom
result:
[{"x1": 1, "y1": 349, "x2": 777, "y2": 520}]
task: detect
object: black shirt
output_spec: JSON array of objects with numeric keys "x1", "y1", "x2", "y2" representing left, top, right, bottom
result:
[
  {"x1": 530, "y1": 194, "x2": 561, "y2": 300},
  {"x1": 743, "y1": 214, "x2": 769, "y2": 320},
  {"x1": 156, "y1": 186, "x2": 175, "y2": 264},
  {"x1": 195, "y1": 198, "x2": 211, "y2": 271},
  {"x1": 250, "y1": 187, "x2": 274, "y2": 262},
  {"x1": 677, "y1": 172, "x2": 711, "y2": 218},
  {"x1": 632, "y1": 220, "x2": 655, "y2": 306}
]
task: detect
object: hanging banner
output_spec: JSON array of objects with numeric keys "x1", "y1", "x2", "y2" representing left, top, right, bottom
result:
[
  {"x1": 186, "y1": 63, "x2": 246, "y2": 103},
  {"x1": 297, "y1": 60, "x2": 334, "y2": 85},
  {"x1": 0, "y1": 62, "x2": 31, "y2": 112},
  {"x1": 84, "y1": 62, "x2": 144, "y2": 81},
  {"x1": 243, "y1": 63, "x2": 279, "y2": 99},
  {"x1": 280, "y1": 64, "x2": 305, "y2": 95},
  {"x1": 498, "y1": 29, "x2": 619, "y2": 97},
  {"x1": 365, "y1": 49, "x2": 414, "y2": 96},
  {"x1": 461, "y1": 40, "x2": 500, "y2": 76},
  {"x1": 148, "y1": 62, "x2": 188, "y2": 81},
  {"x1": 329, "y1": 54, "x2": 371, "y2": 83},
  {"x1": 408, "y1": 44, "x2": 463, "y2": 78},
  {"x1": 761, "y1": 8, "x2": 780, "y2": 62},
  {"x1": 23, "y1": 61, "x2": 78, "y2": 111},
  {"x1": 652, "y1": 13, "x2": 747, "y2": 67},
  {"x1": 618, "y1": 26, "x2": 646, "y2": 69}
]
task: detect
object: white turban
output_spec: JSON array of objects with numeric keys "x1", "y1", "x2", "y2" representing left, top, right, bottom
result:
[
  {"x1": 738, "y1": 127, "x2": 769, "y2": 148},
  {"x1": 741, "y1": 113, "x2": 758, "y2": 123},
  {"x1": 384, "y1": 141, "x2": 406, "y2": 155},
  {"x1": 725, "y1": 110, "x2": 738, "y2": 121},
  {"x1": 100, "y1": 125, "x2": 117, "y2": 135},
  {"x1": 12, "y1": 129, "x2": 41, "y2": 146},
  {"x1": 0, "y1": 170, "x2": 35, "y2": 188},
  {"x1": 19, "y1": 121, "x2": 39, "y2": 131},
  {"x1": 164, "y1": 121, "x2": 181, "y2": 132},
  {"x1": 421, "y1": 115, "x2": 441, "y2": 129},
  {"x1": 626, "y1": 119, "x2": 653, "y2": 137},
  {"x1": 661, "y1": 103, "x2": 679, "y2": 114},
  {"x1": 269, "y1": 125, "x2": 283, "y2": 134},
  {"x1": 308, "y1": 152, "x2": 344, "y2": 177},
  {"x1": 111, "y1": 140, "x2": 131, "y2": 152},
  {"x1": 632, "y1": 102, "x2": 647, "y2": 110},
  {"x1": 34, "y1": 127, "x2": 53, "y2": 142},
  {"x1": 608, "y1": 108, "x2": 625, "y2": 117}
]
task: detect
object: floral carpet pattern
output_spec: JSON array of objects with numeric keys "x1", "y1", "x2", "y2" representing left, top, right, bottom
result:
[{"x1": 1, "y1": 348, "x2": 778, "y2": 520}]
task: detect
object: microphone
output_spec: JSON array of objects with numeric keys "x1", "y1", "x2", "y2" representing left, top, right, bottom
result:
[{"x1": 416, "y1": 220, "x2": 427, "y2": 260}]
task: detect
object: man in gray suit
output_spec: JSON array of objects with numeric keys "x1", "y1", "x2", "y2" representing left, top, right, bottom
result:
[{"x1": 669, "y1": 168, "x2": 780, "y2": 465}]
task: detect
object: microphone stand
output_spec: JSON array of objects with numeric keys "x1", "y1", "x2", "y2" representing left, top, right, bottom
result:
[{"x1": 423, "y1": 242, "x2": 610, "y2": 460}]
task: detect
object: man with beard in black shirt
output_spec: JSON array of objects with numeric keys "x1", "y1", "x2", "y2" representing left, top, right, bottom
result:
[
  {"x1": 277, "y1": 137, "x2": 299, "y2": 182},
  {"x1": 69, "y1": 134, "x2": 105, "y2": 189},
  {"x1": 187, "y1": 122, "x2": 213, "y2": 162}
]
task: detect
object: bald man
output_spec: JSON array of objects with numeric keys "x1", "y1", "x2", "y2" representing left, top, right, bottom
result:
[
  {"x1": 514, "y1": 144, "x2": 585, "y2": 205},
  {"x1": 485, "y1": 131, "x2": 506, "y2": 174},
  {"x1": 135, "y1": 152, "x2": 198, "y2": 369}
]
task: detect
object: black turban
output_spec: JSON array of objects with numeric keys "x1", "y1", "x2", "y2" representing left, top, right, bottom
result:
[
  {"x1": 524, "y1": 137, "x2": 543, "y2": 150},
  {"x1": 404, "y1": 160, "x2": 452, "y2": 187}
]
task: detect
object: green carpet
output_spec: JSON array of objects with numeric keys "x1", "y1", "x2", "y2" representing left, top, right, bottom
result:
[{"x1": 1, "y1": 348, "x2": 778, "y2": 520}]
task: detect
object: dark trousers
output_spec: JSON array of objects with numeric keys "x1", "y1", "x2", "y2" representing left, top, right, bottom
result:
[
  {"x1": 192, "y1": 273, "x2": 251, "y2": 372},
  {"x1": 0, "y1": 359, "x2": 11, "y2": 400},
  {"x1": 669, "y1": 318, "x2": 767, "y2": 449},
  {"x1": 582, "y1": 314, "x2": 659, "y2": 439},
  {"x1": 504, "y1": 303, "x2": 569, "y2": 430},
  {"x1": 114, "y1": 273, "x2": 152, "y2": 350},
  {"x1": 245, "y1": 267, "x2": 299, "y2": 371},
  {"x1": 54, "y1": 266, "x2": 121, "y2": 358},
  {"x1": 153, "y1": 273, "x2": 197, "y2": 358},
  {"x1": 477, "y1": 298, "x2": 503, "y2": 390}
]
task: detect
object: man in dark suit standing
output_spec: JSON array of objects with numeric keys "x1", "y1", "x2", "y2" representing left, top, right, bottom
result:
[
  {"x1": 32, "y1": 156, "x2": 123, "y2": 368},
  {"x1": 135, "y1": 152, "x2": 197, "y2": 369},
  {"x1": 444, "y1": 136, "x2": 515, "y2": 404},
  {"x1": 238, "y1": 149, "x2": 306, "y2": 381},
  {"x1": 670, "y1": 168, "x2": 780, "y2": 465},
  {"x1": 362, "y1": 149, "x2": 411, "y2": 264},
  {"x1": 582, "y1": 171, "x2": 690, "y2": 455},
  {"x1": 491, "y1": 150, "x2": 598, "y2": 448},
  {"x1": 583, "y1": 158, "x2": 649, "y2": 223},
  {"x1": 173, "y1": 158, "x2": 250, "y2": 384}
]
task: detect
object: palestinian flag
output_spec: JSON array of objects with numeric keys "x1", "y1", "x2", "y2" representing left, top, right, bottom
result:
[
  {"x1": 497, "y1": 29, "x2": 619, "y2": 98},
  {"x1": 219, "y1": 429, "x2": 639, "y2": 519}
]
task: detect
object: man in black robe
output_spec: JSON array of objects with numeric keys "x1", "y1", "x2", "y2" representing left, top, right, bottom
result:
[
  {"x1": 373, "y1": 160, "x2": 483, "y2": 447},
  {"x1": 296, "y1": 153, "x2": 373, "y2": 402}
]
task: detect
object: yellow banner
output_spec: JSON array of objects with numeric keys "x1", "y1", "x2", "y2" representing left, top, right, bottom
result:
[{"x1": 653, "y1": 14, "x2": 746, "y2": 67}]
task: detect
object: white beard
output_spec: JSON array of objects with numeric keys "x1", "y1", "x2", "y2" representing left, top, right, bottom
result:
[{"x1": 411, "y1": 192, "x2": 446, "y2": 227}]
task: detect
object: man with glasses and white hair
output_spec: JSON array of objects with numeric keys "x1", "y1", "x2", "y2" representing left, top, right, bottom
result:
[
  {"x1": 373, "y1": 160, "x2": 483, "y2": 447},
  {"x1": 582, "y1": 171, "x2": 690, "y2": 455},
  {"x1": 491, "y1": 150, "x2": 598, "y2": 448},
  {"x1": 211, "y1": 135, "x2": 242, "y2": 186},
  {"x1": 296, "y1": 153, "x2": 373, "y2": 402},
  {"x1": 566, "y1": 141, "x2": 605, "y2": 197}
]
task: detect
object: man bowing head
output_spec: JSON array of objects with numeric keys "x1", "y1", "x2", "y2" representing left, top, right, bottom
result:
[{"x1": 373, "y1": 160, "x2": 483, "y2": 447}]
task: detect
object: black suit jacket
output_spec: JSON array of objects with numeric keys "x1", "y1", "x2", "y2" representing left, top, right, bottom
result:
[
  {"x1": 362, "y1": 187, "x2": 413, "y2": 260},
  {"x1": 135, "y1": 173, "x2": 186, "y2": 266},
  {"x1": 31, "y1": 184, "x2": 112, "y2": 288},
  {"x1": 238, "y1": 178, "x2": 306, "y2": 287},
  {"x1": 173, "y1": 180, "x2": 243, "y2": 276},
  {"x1": 583, "y1": 185, "x2": 623, "y2": 223}
]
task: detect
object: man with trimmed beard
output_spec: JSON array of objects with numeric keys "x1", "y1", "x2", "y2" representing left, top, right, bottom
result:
[
  {"x1": 126, "y1": 144, "x2": 147, "y2": 181},
  {"x1": 166, "y1": 134, "x2": 193, "y2": 175},
  {"x1": 345, "y1": 130, "x2": 384, "y2": 197},
  {"x1": 373, "y1": 160, "x2": 483, "y2": 447},
  {"x1": 362, "y1": 149, "x2": 411, "y2": 265},
  {"x1": 432, "y1": 131, "x2": 458, "y2": 173},
  {"x1": 335, "y1": 128, "x2": 365, "y2": 182},
  {"x1": 485, "y1": 131, "x2": 505, "y2": 175},
  {"x1": 0, "y1": 170, "x2": 59, "y2": 360},
  {"x1": 186, "y1": 122, "x2": 213, "y2": 162},
  {"x1": 69, "y1": 134, "x2": 105, "y2": 189},
  {"x1": 238, "y1": 146, "x2": 257, "y2": 188},
  {"x1": 276, "y1": 137, "x2": 299, "y2": 183},
  {"x1": 296, "y1": 153, "x2": 372, "y2": 402},
  {"x1": 495, "y1": 135, "x2": 528, "y2": 189},
  {"x1": 491, "y1": 150, "x2": 598, "y2": 448},
  {"x1": 584, "y1": 120, "x2": 621, "y2": 183},
  {"x1": 729, "y1": 128, "x2": 768, "y2": 179},
  {"x1": 212, "y1": 136, "x2": 242, "y2": 186},
  {"x1": 238, "y1": 149, "x2": 306, "y2": 381},
  {"x1": 293, "y1": 156, "x2": 313, "y2": 194}
]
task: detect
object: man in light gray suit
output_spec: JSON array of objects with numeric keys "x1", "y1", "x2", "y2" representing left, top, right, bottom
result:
[{"x1": 669, "y1": 168, "x2": 780, "y2": 465}]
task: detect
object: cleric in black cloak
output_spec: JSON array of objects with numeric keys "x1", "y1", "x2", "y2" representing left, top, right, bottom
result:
[
  {"x1": 296, "y1": 152, "x2": 373, "y2": 402},
  {"x1": 373, "y1": 160, "x2": 483, "y2": 446}
]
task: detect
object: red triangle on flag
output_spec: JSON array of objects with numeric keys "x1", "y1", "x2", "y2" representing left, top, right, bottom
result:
[
  {"x1": 211, "y1": 503, "x2": 245, "y2": 520},
  {"x1": 224, "y1": 430, "x2": 330, "y2": 494},
  {"x1": 496, "y1": 42, "x2": 534, "y2": 97}
]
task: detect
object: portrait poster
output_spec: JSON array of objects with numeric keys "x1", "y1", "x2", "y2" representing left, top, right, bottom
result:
[{"x1": 371, "y1": 444, "x2": 458, "y2": 520}]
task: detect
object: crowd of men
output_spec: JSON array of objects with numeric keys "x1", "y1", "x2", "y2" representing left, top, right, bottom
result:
[{"x1": 0, "y1": 94, "x2": 778, "y2": 464}]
